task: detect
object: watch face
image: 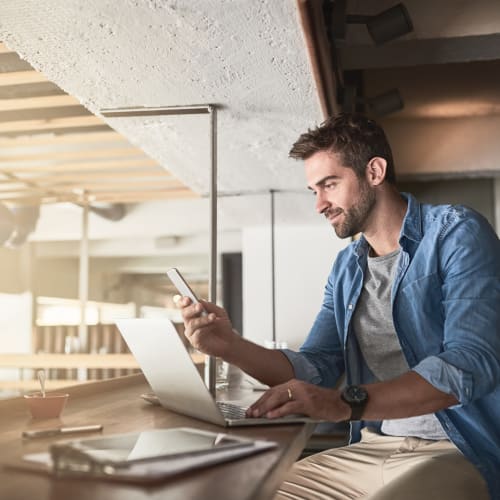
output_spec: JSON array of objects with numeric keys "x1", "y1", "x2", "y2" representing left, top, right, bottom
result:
[{"x1": 344, "y1": 385, "x2": 368, "y2": 404}]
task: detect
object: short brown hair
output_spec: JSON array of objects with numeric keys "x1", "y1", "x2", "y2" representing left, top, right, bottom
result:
[{"x1": 289, "y1": 113, "x2": 396, "y2": 184}]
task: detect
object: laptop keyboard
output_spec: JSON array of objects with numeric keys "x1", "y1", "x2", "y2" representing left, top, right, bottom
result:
[{"x1": 216, "y1": 401, "x2": 248, "y2": 420}]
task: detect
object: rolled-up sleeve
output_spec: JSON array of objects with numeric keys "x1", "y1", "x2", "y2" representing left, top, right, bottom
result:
[
  {"x1": 280, "y1": 348, "x2": 323, "y2": 384},
  {"x1": 412, "y1": 355, "x2": 472, "y2": 406}
]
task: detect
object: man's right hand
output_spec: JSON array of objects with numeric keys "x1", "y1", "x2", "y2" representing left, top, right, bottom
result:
[
  {"x1": 175, "y1": 296, "x2": 295, "y2": 387},
  {"x1": 176, "y1": 297, "x2": 238, "y2": 360}
]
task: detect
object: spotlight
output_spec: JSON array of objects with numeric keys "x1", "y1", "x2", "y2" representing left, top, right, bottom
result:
[
  {"x1": 340, "y1": 86, "x2": 404, "y2": 116},
  {"x1": 367, "y1": 89, "x2": 404, "y2": 116},
  {"x1": 346, "y1": 3, "x2": 414, "y2": 45}
]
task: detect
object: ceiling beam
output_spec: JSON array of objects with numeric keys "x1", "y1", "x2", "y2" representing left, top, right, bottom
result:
[
  {"x1": 51, "y1": 179, "x2": 185, "y2": 191},
  {"x1": 0, "y1": 43, "x2": 13, "y2": 54},
  {"x1": 0, "y1": 130, "x2": 124, "y2": 147},
  {"x1": 85, "y1": 187, "x2": 197, "y2": 195},
  {"x1": 87, "y1": 189, "x2": 197, "y2": 203},
  {"x1": 0, "y1": 188, "x2": 197, "y2": 205},
  {"x1": 296, "y1": 0, "x2": 339, "y2": 118},
  {"x1": 0, "y1": 170, "x2": 170, "y2": 184},
  {"x1": 0, "y1": 158, "x2": 159, "y2": 172},
  {"x1": 0, "y1": 70, "x2": 48, "y2": 86},
  {"x1": 0, "y1": 115, "x2": 105, "y2": 133},
  {"x1": 0, "y1": 94, "x2": 81, "y2": 111},
  {"x1": 0, "y1": 82, "x2": 65, "y2": 100},
  {"x1": 0, "y1": 147, "x2": 151, "y2": 162},
  {"x1": 0, "y1": 182, "x2": 188, "y2": 199}
]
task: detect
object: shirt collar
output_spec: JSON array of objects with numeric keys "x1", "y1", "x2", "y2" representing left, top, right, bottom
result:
[{"x1": 399, "y1": 192, "x2": 423, "y2": 244}]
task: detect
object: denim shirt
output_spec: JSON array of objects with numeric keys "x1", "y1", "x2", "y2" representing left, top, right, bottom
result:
[{"x1": 282, "y1": 193, "x2": 500, "y2": 498}]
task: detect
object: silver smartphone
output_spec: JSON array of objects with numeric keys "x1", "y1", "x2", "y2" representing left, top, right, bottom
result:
[{"x1": 166, "y1": 267, "x2": 207, "y2": 316}]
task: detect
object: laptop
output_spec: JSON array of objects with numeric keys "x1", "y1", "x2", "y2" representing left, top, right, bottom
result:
[{"x1": 116, "y1": 318, "x2": 317, "y2": 427}]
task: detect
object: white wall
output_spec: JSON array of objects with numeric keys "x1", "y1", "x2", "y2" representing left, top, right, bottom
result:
[
  {"x1": 242, "y1": 225, "x2": 348, "y2": 350},
  {"x1": 0, "y1": 292, "x2": 33, "y2": 382}
]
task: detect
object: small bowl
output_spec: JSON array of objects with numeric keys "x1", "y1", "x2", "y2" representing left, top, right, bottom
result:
[{"x1": 24, "y1": 392, "x2": 69, "y2": 419}]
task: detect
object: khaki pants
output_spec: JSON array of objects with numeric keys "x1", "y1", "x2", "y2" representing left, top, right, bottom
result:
[{"x1": 275, "y1": 428, "x2": 489, "y2": 500}]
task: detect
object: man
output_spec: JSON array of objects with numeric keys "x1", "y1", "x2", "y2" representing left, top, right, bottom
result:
[{"x1": 177, "y1": 114, "x2": 499, "y2": 499}]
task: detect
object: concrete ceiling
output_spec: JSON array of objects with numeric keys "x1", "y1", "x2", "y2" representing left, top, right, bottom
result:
[
  {"x1": 1, "y1": 0, "x2": 500, "y2": 246},
  {"x1": 0, "y1": 0, "x2": 320, "y2": 194}
]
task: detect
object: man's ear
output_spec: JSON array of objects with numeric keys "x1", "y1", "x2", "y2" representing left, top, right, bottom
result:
[{"x1": 366, "y1": 157, "x2": 387, "y2": 186}]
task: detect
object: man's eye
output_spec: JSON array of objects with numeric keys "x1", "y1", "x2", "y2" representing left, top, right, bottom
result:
[{"x1": 324, "y1": 183, "x2": 336, "y2": 190}]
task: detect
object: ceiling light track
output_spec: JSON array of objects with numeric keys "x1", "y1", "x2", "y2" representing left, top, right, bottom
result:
[{"x1": 100, "y1": 105, "x2": 212, "y2": 118}]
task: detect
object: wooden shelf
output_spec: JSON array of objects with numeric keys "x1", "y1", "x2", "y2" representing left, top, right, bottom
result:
[
  {"x1": 0, "y1": 379, "x2": 89, "y2": 391},
  {"x1": 0, "y1": 353, "x2": 138, "y2": 369},
  {"x1": 0, "y1": 352, "x2": 204, "y2": 369},
  {"x1": 0, "y1": 352, "x2": 204, "y2": 392}
]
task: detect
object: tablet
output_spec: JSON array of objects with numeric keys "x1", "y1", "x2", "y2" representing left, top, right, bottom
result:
[{"x1": 50, "y1": 427, "x2": 252, "y2": 469}]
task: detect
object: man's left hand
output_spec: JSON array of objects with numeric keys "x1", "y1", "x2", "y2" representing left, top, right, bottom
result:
[{"x1": 246, "y1": 379, "x2": 351, "y2": 422}]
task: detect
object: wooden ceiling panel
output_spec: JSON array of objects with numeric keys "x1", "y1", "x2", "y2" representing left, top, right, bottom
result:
[
  {"x1": 0, "y1": 43, "x2": 12, "y2": 54},
  {"x1": 0, "y1": 131, "x2": 124, "y2": 146},
  {"x1": 1, "y1": 95, "x2": 81, "y2": 111},
  {"x1": 0, "y1": 146, "x2": 149, "y2": 162},
  {"x1": 0, "y1": 105, "x2": 93, "y2": 123},
  {"x1": 0, "y1": 70, "x2": 48, "y2": 86},
  {"x1": 0, "y1": 82, "x2": 66, "y2": 99},
  {"x1": 0, "y1": 42, "x2": 195, "y2": 206},
  {"x1": 0, "y1": 52, "x2": 33, "y2": 72}
]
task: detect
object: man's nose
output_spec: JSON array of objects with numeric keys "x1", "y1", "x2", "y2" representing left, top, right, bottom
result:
[{"x1": 315, "y1": 191, "x2": 330, "y2": 214}]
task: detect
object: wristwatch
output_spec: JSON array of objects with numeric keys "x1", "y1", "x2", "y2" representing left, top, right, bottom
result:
[{"x1": 341, "y1": 385, "x2": 369, "y2": 421}]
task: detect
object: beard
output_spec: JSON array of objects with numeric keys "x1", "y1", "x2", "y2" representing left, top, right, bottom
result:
[{"x1": 326, "y1": 181, "x2": 376, "y2": 239}]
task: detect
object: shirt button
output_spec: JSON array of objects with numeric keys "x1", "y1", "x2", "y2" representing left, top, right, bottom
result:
[{"x1": 348, "y1": 304, "x2": 353, "y2": 310}]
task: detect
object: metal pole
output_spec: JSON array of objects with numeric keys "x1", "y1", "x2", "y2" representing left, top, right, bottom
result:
[
  {"x1": 270, "y1": 189, "x2": 276, "y2": 344},
  {"x1": 206, "y1": 105, "x2": 217, "y2": 396},
  {"x1": 78, "y1": 200, "x2": 89, "y2": 361}
]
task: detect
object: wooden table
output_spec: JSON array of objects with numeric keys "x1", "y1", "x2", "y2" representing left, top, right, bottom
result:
[{"x1": 0, "y1": 373, "x2": 314, "y2": 500}]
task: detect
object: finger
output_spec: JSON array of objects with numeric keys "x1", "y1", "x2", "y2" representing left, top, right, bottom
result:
[
  {"x1": 183, "y1": 314, "x2": 216, "y2": 337},
  {"x1": 199, "y1": 300, "x2": 227, "y2": 316},
  {"x1": 174, "y1": 295, "x2": 193, "y2": 308},
  {"x1": 181, "y1": 301, "x2": 207, "y2": 320},
  {"x1": 187, "y1": 328, "x2": 211, "y2": 351},
  {"x1": 265, "y1": 401, "x2": 301, "y2": 419},
  {"x1": 247, "y1": 383, "x2": 285, "y2": 408},
  {"x1": 245, "y1": 391, "x2": 274, "y2": 417},
  {"x1": 247, "y1": 384, "x2": 291, "y2": 417}
]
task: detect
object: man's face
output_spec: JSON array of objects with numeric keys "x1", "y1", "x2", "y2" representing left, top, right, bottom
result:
[{"x1": 305, "y1": 150, "x2": 375, "y2": 239}]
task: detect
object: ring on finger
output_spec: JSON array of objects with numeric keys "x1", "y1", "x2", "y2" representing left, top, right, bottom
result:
[{"x1": 287, "y1": 388, "x2": 293, "y2": 401}]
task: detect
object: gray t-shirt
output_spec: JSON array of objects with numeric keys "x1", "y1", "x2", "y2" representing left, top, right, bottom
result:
[{"x1": 352, "y1": 249, "x2": 448, "y2": 440}]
